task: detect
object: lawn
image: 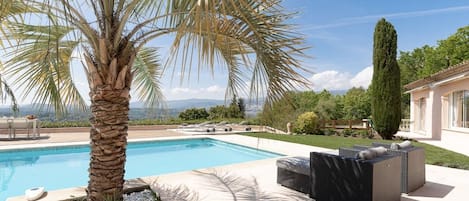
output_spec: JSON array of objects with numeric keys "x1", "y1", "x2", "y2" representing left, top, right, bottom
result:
[{"x1": 244, "y1": 133, "x2": 469, "y2": 170}]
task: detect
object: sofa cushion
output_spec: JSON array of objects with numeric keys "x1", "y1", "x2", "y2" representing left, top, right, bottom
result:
[
  {"x1": 390, "y1": 140, "x2": 413, "y2": 150},
  {"x1": 357, "y1": 146, "x2": 388, "y2": 160},
  {"x1": 276, "y1": 156, "x2": 310, "y2": 175}
]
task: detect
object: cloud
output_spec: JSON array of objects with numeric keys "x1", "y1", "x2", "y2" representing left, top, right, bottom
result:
[
  {"x1": 302, "y1": 6, "x2": 469, "y2": 30},
  {"x1": 206, "y1": 85, "x2": 223, "y2": 93},
  {"x1": 310, "y1": 70, "x2": 352, "y2": 91},
  {"x1": 310, "y1": 66, "x2": 373, "y2": 91},
  {"x1": 166, "y1": 85, "x2": 226, "y2": 100},
  {"x1": 350, "y1": 66, "x2": 373, "y2": 88}
]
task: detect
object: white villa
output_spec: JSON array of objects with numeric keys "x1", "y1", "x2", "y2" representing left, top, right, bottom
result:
[{"x1": 406, "y1": 61, "x2": 469, "y2": 140}]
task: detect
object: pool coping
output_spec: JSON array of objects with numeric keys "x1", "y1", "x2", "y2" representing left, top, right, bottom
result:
[
  {"x1": 5, "y1": 134, "x2": 319, "y2": 201},
  {"x1": 0, "y1": 135, "x2": 206, "y2": 151}
]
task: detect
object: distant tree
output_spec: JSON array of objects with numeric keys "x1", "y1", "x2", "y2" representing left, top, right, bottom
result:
[
  {"x1": 179, "y1": 108, "x2": 209, "y2": 120},
  {"x1": 227, "y1": 96, "x2": 241, "y2": 118},
  {"x1": 313, "y1": 95, "x2": 341, "y2": 120},
  {"x1": 398, "y1": 49, "x2": 426, "y2": 118},
  {"x1": 371, "y1": 18, "x2": 401, "y2": 139},
  {"x1": 398, "y1": 25, "x2": 469, "y2": 116},
  {"x1": 208, "y1": 105, "x2": 227, "y2": 120},
  {"x1": 437, "y1": 26, "x2": 469, "y2": 67},
  {"x1": 342, "y1": 87, "x2": 371, "y2": 120},
  {"x1": 237, "y1": 98, "x2": 246, "y2": 118},
  {"x1": 259, "y1": 90, "x2": 348, "y2": 131},
  {"x1": 293, "y1": 90, "x2": 318, "y2": 113},
  {"x1": 259, "y1": 93, "x2": 297, "y2": 131}
]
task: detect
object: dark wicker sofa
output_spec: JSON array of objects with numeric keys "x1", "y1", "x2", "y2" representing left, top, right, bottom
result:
[
  {"x1": 372, "y1": 142, "x2": 426, "y2": 193},
  {"x1": 310, "y1": 151, "x2": 402, "y2": 201},
  {"x1": 276, "y1": 156, "x2": 311, "y2": 194}
]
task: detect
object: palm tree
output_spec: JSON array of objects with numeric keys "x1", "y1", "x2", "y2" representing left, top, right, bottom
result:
[{"x1": 1, "y1": 0, "x2": 309, "y2": 200}]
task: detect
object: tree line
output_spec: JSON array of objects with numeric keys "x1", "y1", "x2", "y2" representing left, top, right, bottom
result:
[
  {"x1": 258, "y1": 88, "x2": 371, "y2": 131},
  {"x1": 260, "y1": 22, "x2": 469, "y2": 139},
  {"x1": 399, "y1": 25, "x2": 469, "y2": 117},
  {"x1": 178, "y1": 97, "x2": 246, "y2": 121}
]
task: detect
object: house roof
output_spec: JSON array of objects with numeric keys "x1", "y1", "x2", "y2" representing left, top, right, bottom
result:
[{"x1": 404, "y1": 60, "x2": 469, "y2": 91}]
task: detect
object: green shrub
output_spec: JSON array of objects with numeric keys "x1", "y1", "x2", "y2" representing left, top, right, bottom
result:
[
  {"x1": 322, "y1": 128, "x2": 337, "y2": 136},
  {"x1": 358, "y1": 130, "x2": 374, "y2": 139},
  {"x1": 40, "y1": 120, "x2": 91, "y2": 128},
  {"x1": 294, "y1": 112, "x2": 319, "y2": 134},
  {"x1": 312, "y1": 129, "x2": 325, "y2": 135},
  {"x1": 341, "y1": 129, "x2": 354, "y2": 137}
]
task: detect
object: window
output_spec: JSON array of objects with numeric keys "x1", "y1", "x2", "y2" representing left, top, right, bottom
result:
[
  {"x1": 417, "y1": 98, "x2": 425, "y2": 131},
  {"x1": 451, "y1": 90, "x2": 469, "y2": 128}
]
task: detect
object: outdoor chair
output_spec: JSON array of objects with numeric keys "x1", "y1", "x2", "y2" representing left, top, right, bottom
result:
[
  {"x1": 0, "y1": 118, "x2": 13, "y2": 139},
  {"x1": 311, "y1": 151, "x2": 402, "y2": 201},
  {"x1": 372, "y1": 141, "x2": 426, "y2": 193},
  {"x1": 11, "y1": 118, "x2": 32, "y2": 138},
  {"x1": 276, "y1": 156, "x2": 310, "y2": 194}
]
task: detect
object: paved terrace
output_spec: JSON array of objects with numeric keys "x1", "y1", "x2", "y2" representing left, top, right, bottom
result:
[{"x1": 2, "y1": 127, "x2": 469, "y2": 201}]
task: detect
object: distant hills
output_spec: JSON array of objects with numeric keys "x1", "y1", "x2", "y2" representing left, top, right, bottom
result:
[
  {"x1": 0, "y1": 98, "x2": 264, "y2": 120},
  {"x1": 0, "y1": 90, "x2": 347, "y2": 120},
  {"x1": 329, "y1": 90, "x2": 347, "y2": 96},
  {"x1": 130, "y1": 98, "x2": 226, "y2": 109}
]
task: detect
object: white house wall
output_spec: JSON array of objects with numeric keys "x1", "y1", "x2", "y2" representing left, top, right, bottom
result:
[{"x1": 410, "y1": 77, "x2": 469, "y2": 140}]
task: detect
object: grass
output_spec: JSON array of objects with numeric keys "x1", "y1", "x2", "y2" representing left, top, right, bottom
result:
[{"x1": 244, "y1": 132, "x2": 469, "y2": 170}]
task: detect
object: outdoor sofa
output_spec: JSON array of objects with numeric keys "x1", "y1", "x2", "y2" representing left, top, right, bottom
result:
[
  {"x1": 277, "y1": 148, "x2": 402, "y2": 201},
  {"x1": 372, "y1": 141, "x2": 426, "y2": 193},
  {"x1": 311, "y1": 151, "x2": 401, "y2": 201},
  {"x1": 276, "y1": 156, "x2": 311, "y2": 194},
  {"x1": 345, "y1": 141, "x2": 426, "y2": 193}
]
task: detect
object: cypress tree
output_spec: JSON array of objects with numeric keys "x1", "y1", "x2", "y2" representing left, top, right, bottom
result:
[{"x1": 371, "y1": 18, "x2": 401, "y2": 139}]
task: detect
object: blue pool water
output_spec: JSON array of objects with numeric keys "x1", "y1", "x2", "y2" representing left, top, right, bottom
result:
[{"x1": 0, "y1": 138, "x2": 281, "y2": 200}]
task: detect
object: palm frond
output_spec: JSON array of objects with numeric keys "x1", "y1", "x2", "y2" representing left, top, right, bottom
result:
[
  {"x1": 0, "y1": 63, "x2": 19, "y2": 114},
  {"x1": 192, "y1": 170, "x2": 307, "y2": 201},
  {"x1": 132, "y1": 47, "x2": 165, "y2": 108},
  {"x1": 151, "y1": 181, "x2": 200, "y2": 201},
  {"x1": 0, "y1": 1, "x2": 28, "y2": 47},
  {"x1": 164, "y1": 0, "x2": 311, "y2": 103},
  {"x1": 4, "y1": 23, "x2": 87, "y2": 114}
]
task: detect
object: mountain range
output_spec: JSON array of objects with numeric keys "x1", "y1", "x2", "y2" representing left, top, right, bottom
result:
[
  {"x1": 0, "y1": 90, "x2": 347, "y2": 120},
  {"x1": 129, "y1": 98, "x2": 227, "y2": 109}
]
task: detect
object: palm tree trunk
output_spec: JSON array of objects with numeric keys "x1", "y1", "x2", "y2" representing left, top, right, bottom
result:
[
  {"x1": 87, "y1": 86, "x2": 129, "y2": 201},
  {"x1": 86, "y1": 51, "x2": 133, "y2": 200}
]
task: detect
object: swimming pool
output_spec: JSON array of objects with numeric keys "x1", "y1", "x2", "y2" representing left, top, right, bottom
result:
[{"x1": 0, "y1": 138, "x2": 282, "y2": 200}]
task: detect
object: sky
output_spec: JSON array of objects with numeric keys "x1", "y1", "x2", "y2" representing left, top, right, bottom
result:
[
  {"x1": 154, "y1": 0, "x2": 469, "y2": 101},
  {"x1": 5, "y1": 0, "x2": 469, "y2": 105},
  {"x1": 287, "y1": 0, "x2": 469, "y2": 92}
]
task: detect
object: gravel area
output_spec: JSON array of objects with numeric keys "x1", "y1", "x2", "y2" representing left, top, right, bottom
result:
[{"x1": 124, "y1": 189, "x2": 158, "y2": 201}]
